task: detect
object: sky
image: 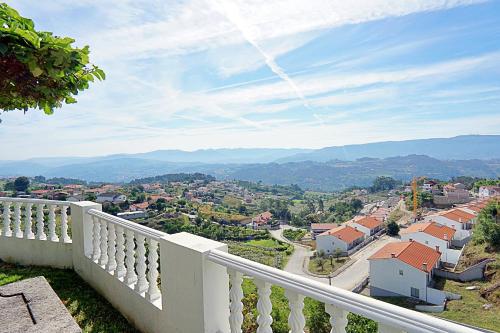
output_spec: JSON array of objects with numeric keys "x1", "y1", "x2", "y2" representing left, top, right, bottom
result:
[{"x1": 1, "y1": 0, "x2": 500, "y2": 159}]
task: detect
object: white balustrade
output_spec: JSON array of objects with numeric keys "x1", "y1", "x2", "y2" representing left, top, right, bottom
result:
[
  {"x1": 228, "y1": 269, "x2": 244, "y2": 333},
  {"x1": 134, "y1": 234, "x2": 148, "y2": 293},
  {"x1": 60, "y1": 205, "x2": 70, "y2": 243},
  {"x1": 255, "y1": 279, "x2": 273, "y2": 333},
  {"x1": 48, "y1": 204, "x2": 58, "y2": 241},
  {"x1": 36, "y1": 203, "x2": 46, "y2": 240},
  {"x1": 325, "y1": 304, "x2": 348, "y2": 333},
  {"x1": 286, "y1": 290, "x2": 306, "y2": 333},
  {"x1": 145, "y1": 238, "x2": 161, "y2": 301},
  {"x1": 125, "y1": 229, "x2": 137, "y2": 285},
  {"x1": 2, "y1": 201, "x2": 12, "y2": 237},
  {"x1": 13, "y1": 202, "x2": 22, "y2": 238},
  {"x1": 91, "y1": 215, "x2": 101, "y2": 261},
  {"x1": 0, "y1": 198, "x2": 70, "y2": 242},
  {"x1": 114, "y1": 226, "x2": 126, "y2": 278},
  {"x1": 24, "y1": 203, "x2": 35, "y2": 239},
  {"x1": 106, "y1": 223, "x2": 117, "y2": 272},
  {"x1": 99, "y1": 218, "x2": 108, "y2": 266}
]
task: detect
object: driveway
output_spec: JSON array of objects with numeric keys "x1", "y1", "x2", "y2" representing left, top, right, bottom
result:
[{"x1": 270, "y1": 226, "x2": 395, "y2": 290}]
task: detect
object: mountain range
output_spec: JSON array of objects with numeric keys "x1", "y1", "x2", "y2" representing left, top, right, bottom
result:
[{"x1": 1, "y1": 135, "x2": 499, "y2": 191}]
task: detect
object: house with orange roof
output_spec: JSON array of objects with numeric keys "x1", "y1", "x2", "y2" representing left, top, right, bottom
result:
[
  {"x1": 423, "y1": 208, "x2": 475, "y2": 231},
  {"x1": 350, "y1": 216, "x2": 384, "y2": 237},
  {"x1": 316, "y1": 225, "x2": 365, "y2": 254},
  {"x1": 369, "y1": 241, "x2": 444, "y2": 304},
  {"x1": 251, "y1": 211, "x2": 273, "y2": 230},
  {"x1": 310, "y1": 223, "x2": 339, "y2": 239},
  {"x1": 400, "y1": 222, "x2": 463, "y2": 265}
]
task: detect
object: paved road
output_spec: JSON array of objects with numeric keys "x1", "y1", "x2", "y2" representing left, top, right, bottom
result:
[{"x1": 270, "y1": 226, "x2": 395, "y2": 289}]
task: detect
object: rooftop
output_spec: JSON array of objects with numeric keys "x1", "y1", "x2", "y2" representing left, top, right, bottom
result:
[
  {"x1": 369, "y1": 241, "x2": 441, "y2": 273},
  {"x1": 319, "y1": 225, "x2": 365, "y2": 244},
  {"x1": 353, "y1": 216, "x2": 383, "y2": 230},
  {"x1": 401, "y1": 222, "x2": 456, "y2": 241}
]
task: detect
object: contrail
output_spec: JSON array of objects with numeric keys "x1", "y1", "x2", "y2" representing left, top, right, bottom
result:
[{"x1": 210, "y1": 0, "x2": 311, "y2": 109}]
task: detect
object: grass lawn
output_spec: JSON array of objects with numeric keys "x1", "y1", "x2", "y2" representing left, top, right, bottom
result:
[
  {"x1": 246, "y1": 238, "x2": 282, "y2": 248},
  {"x1": 0, "y1": 262, "x2": 137, "y2": 333},
  {"x1": 433, "y1": 278, "x2": 500, "y2": 332},
  {"x1": 308, "y1": 257, "x2": 349, "y2": 275}
]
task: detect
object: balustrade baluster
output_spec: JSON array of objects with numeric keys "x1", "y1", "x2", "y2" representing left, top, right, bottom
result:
[
  {"x1": 60, "y1": 205, "x2": 70, "y2": 242},
  {"x1": 91, "y1": 216, "x2": 101, "y2": 261},
  {"x1": 106, "y1": 223, "x2": 117, "y2": 272},
  {"x1": 145, "y1": 238, "x2": 161, "y2": 301},
  {"x1": 134, "y1": 234, "x2": 148, "y2": 293},
  {"x1": 378, "y1": 324, "x2": 405, "y2": 333},
  {"x1": 35, "y1": 203, "x2": 46, "y2": 240},
  {"x1": 124, "y1": 229, "x2": 137, "y2": 285},
  {"x1": 13, "y1": 202, "x2": 22, "y2": 238},
  {"x1": 2, "y1": 202, "x2": 12, "y2": 237},
  {"x1": 285, "y1": 290, "x2": 306, "y2": 333},
  {"x1": 24, "y1": 203, "x2": 34, "y2": 239},
  {"x1": 325, "y1": 304, "x2": 348, "y2": 333},
  {"x1": 255, "y1": 279, "x2": 273, "y2": 333},
  {"x1": 99, "y1": 219, "x2": 108, "y2": 266},
  {"x1": 114, "y1": 226, "x2": 126, "y2": 278},
  {"x1": 48, "y1": 204, "x2": 58, "y2": 241},
  {"x1": 228, "y1": 269, "x2": 244, "y2": 333}
]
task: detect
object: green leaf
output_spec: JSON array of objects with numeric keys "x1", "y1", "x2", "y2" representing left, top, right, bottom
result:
[
  {"x1": 31, "y1": 66, "x2": 43, "y2": 77},
  {"x1": 65, "y1": 96, "x2": 76, "y2": 104},
  {"x1": 43, "y1": 104, "x2": 53, "y2": 115}
]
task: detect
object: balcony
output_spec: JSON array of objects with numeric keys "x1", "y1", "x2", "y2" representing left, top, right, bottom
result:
[{"x1": 0, "y1": 197, "x2": 480, "y2": 333}]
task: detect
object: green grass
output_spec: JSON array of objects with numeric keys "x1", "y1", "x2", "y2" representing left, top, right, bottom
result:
[
  {"x1": 246, "y1": 238, "x2": 282, "y2": 248},
  {"x1": 433, "y1": 279, "x2": 500, "y2": 331},
  {"x1": 227, "y1": 240, "x2": 292, "y2": 269},
  {"x1": 283, "y1": 228, "x2": 306, "y2": 241},
  {"x1": 0, "y1": 262, "x2": 138, "y2": 333}
]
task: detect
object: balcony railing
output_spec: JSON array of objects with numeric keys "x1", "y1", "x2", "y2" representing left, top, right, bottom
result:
[{"x1": 0, "y1": 198, "x2": 481, "y2": 333}]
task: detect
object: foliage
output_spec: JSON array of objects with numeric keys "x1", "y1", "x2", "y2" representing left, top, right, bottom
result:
[
  {"x1": 473, "y1": 200, "x2": 500, "y2": 249},
  {"x1": 102, "y1": 202, "x2": 121, "y2": 215},
  {"x1": 13, "y1": 175, "x2": 29, "y2": 191},
  {"x1": 328, "y1": 199, "x2": 363, "y2": 223},
  {"x1": 237, "y1": 180, "x2": 304, "y2": 198},
  {"x1": 386, "y1": 220, "x2": 400, "y2": 236},
  {"x1": 283, "y1": 228, "x2": 306, "y2": 241},
  {"x1": 0, "y1": 262, "x2": 137, "y2": 332},
  {"x1": 129, "y1": 172, "x2": 215, "y2": 184},
  {"x1": 405, "y1": 191, "x2": 433, "y2": 210},
  {"x1": 472, "y1": 179, "x2": 500, "y2": 192},
  {"x1": 0, "y1": 3, "x2": 104, "y2": 115},
  {"x1": 45, "y1": 177, "x2": 87, "y2": 185},
  {"x1": 370, "y1": 176, "x2": 399, "y2": 193}
]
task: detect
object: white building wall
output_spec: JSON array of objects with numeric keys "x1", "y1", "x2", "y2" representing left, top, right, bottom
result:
[
  {"x1": 423, "y1": 216, "x2": 464, "y2": 230},
  {"x1": 316, "y1": 234, "x2": 348, "y2": 254},
  {"x1": 369, "y1": 258, "x2": 429, "y2": 302},
  {"x1": 400, "y1": 232, "x2": 448, "y2": 252},
  {"x1": 350, "y1": 223, "x2": 371, "y2": 237}
]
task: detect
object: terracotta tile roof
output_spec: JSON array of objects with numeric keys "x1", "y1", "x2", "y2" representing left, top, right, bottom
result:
[
  {"x1": 319, "y1": 225, "x2": 364, "y2": 244},
  {"x1": 131, "y1": 202, "x2": 149, "y2": 210},
  {"x1": 401, "y1": 222, "x2": 456, "y2": 241},
  {"x1": 441, "y1": 209, "x2": 475, "y2": 223},
  {"x1": 354, "y1": 216, "x2": 383, "y2": 230},
  {"x1": 369, "y1": 241, "x2": 441, "y2": 273}
]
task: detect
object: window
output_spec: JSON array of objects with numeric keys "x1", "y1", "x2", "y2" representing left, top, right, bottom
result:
[
  {"x1": 425, "y1": 241, "x2": 429, "y2": 244},
  {"x1": 399, "y1": 269, "x2": 404, "y2": 276},
  {"x1": 411, "y1": 287, "x2": 420, "y2": 298}
]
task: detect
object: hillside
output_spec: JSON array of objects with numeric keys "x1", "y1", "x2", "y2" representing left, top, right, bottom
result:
[{"x1": 277, "y1": 135, "x2": 500, "y2": 162}]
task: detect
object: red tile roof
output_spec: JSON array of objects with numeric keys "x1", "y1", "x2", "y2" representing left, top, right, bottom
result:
[
  {"x1": 354, "y1": 216, "x2": 383, "y2": 230},
  {"x1": 311, "y1": 223, "x2": 339, "y2": 230},
  {"x1": 369, "y1": 241, "x2": 441, "y2": 273},
  {"x1": 441, "y1": 209, "x2": 475, "y2": 223},
  {"x1": 319, "y1": 225, "x2": 364, "y2": 244},
  {"x1": 401, "y1": 222, "x2": 456, "y2": 241}
]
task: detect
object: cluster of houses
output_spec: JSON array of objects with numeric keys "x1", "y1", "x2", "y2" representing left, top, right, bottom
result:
[
  {"x1": 314, "y1": 207, "x2": 388, "y2": 255},
  {"x1": 368, "y1": 197, "x2": 495, "y2": 305}
]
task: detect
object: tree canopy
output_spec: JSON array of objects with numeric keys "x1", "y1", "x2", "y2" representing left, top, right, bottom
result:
[{"x1": 0, "y1": 3, "x2": 104, "y2": 116}]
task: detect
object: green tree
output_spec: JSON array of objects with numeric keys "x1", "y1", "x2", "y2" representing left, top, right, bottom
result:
[
  {"x1": 85, "y1": 192, "x2": 97, "y2": 201},
  {"x1": 307, "y1": 300, "x2": 331, "y2": 333},
  {"x1": 370, "y1": 176, "x2": 399, "y2": 193},
  {"x1": 386, "y1": 220, "x2": 400, "y2": 236},
  {"x1": 0, "y1": 3, "x2": 104, "y2": 116},
  {"x1": 13, "y1": 176, "x2": 29, "y2": 192},
  {"x1": 473, "y1": 200, "x2": 500, "y2": 249}
]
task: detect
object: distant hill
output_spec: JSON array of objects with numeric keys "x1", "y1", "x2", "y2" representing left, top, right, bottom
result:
[{"x1": 276, "y1": 135, "x2": 500, "y2": 162}]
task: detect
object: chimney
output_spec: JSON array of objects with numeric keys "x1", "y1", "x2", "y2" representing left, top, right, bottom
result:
[
  {"x1": 435, "y1": 246, "x2": 440, "y2": 252},
  {"x1": 422, "y1": 263, "x2": 428, "y2": 271},
  {"x1": 409, "y1": 238, "x2": 413, "y2": 242},
  {"x1": 391, "y1": 253, "x2": 396, "y2": 258}
]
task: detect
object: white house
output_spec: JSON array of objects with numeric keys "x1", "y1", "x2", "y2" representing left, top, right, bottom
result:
[
  {"x1": 350, "y1": 216, "x2": 384, "y2": 237},
  {"x1": 316, "y1": 225, "x2": 364, "y2": 254},
  {"x1": 400, "y1": 222, "x2": 462, "y2": 265},
  {"x1": 369, "y1": 241, "x2": 443, "y2": 304},
  {"x1": 423, "y1": 208, "x2": 475, "y2": 231},
  {"x1": 96, "y1": 192, "x2": 127, "y2": 204},
  {"x1": 117, "y1": 210, "x2": 148, "y2": 220},
  {"x1": 478, "y1": 185, "x2": 500, "y2": 198}
]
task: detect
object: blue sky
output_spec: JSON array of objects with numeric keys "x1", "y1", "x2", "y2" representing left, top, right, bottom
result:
[{"x1": 2, "y1": 0, "x2": 500, "y2": 159}]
